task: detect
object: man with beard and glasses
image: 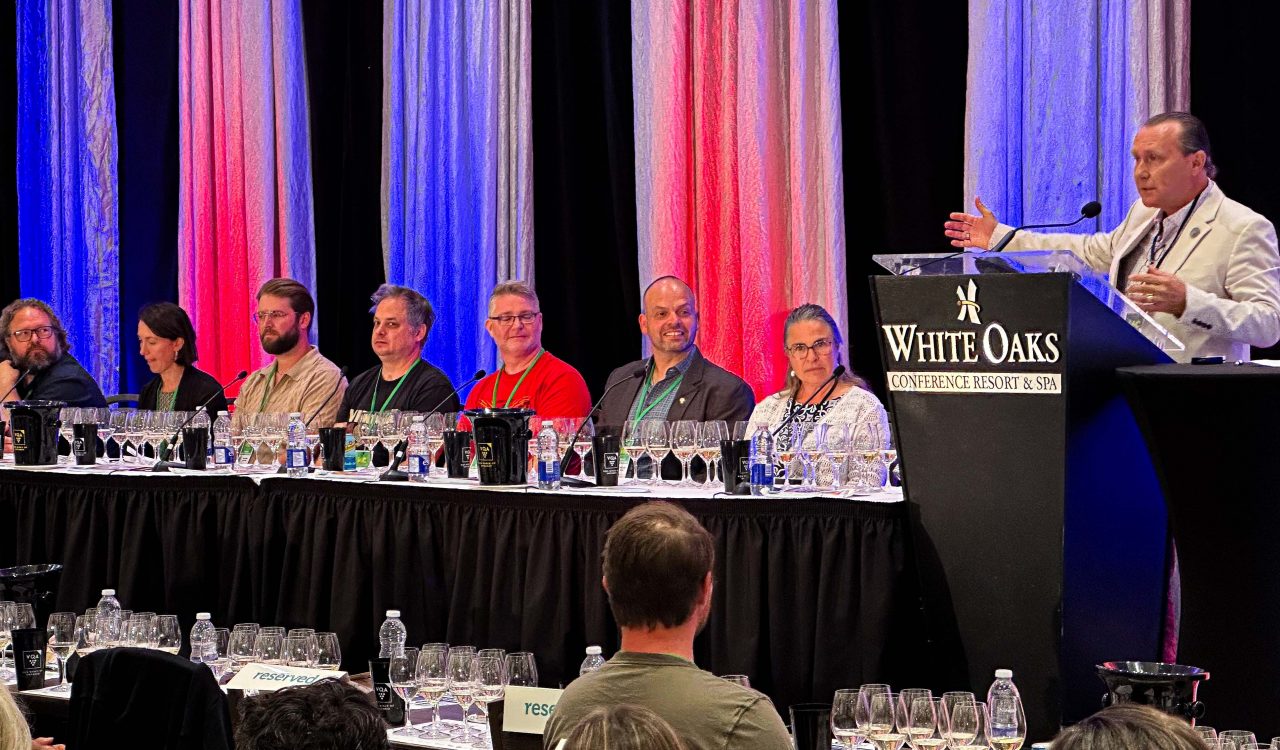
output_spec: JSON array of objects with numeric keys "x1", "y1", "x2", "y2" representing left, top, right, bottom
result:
[
  {"x1": 543, "y1": 502, "x2": 791, "y2": 750},
  {"x1": 233, "y1": 279, "x2": 347, "y2": 430},
  {"x1": 0, "y1": 298, "x2": 106, "y2": 410},
  {"x1": 595, "y1": 276, "x2": 753, "y2": 480}
]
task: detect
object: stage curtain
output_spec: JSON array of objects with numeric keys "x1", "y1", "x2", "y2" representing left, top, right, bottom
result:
[
  {"x1": 631, "y1": 0, "x2": 848, "y2": 399},
  {"x1": 177, "y1": 0, "x2": 317, "y2": 389},
  {"x1": 964, "y1": 0, "x2": 1190, "y2": 231},
  {"x1": 15, "y1": 0, "x2": 120, "y2": 395},
  {"x1": 382, "y1": 0, "x2": 533, "y2": 386}
]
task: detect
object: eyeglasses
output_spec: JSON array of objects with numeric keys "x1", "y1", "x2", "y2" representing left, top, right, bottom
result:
[
  {"x1": 785, "y1": 338, "x2": 835, "y2": 356},
  {"x1": 8, "y1": 326, "x2": 57, "y2": 343},
  {"x1": 488, "y1": 312, "x2": 540, "y2": 327},
  {"x1": 252, "y1": 310, "x2": 293, "y2": 325}
]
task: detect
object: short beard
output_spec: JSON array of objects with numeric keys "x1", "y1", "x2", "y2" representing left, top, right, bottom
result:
[
  {"x1": 14, "y1": 347, "x2": 55, "y2": 372},
  {"x1": 262, "y1": 325, "x2": 301, "y2": 356}
]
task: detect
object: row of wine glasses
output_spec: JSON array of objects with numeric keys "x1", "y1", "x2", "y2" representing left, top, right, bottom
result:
[
  {"x1": 54, "y1": 407, "x2": 205, "y2": 465},
  {"x1": 615, "y1": 419, "x2": 730, "y2": 486},
  {"x1": 226, "y1": 624, "x2": 342, "y2": 674},
  {"x1": 831, "y1": 685, "x2": 1026, "y2": 750},
  {"x1": 389, "y1": 645, "x2": 537, "y2": 747},
  {"x1": 39, "y1": 610, "x2": 182, "y2": 691},
  {"x1": 1195, "y1": 728, "x2": 1280, "y2": 750}
]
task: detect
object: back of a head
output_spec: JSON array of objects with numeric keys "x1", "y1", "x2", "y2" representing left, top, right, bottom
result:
[
  {"x1": 235, "y1": 679, "x2": 390, "y2": 750},
  {"x1": 602, "y1": 501, "x2": 714, "y2": 630},
  {"x1": 562, "y1": 704, "x2": 687, "y2": 750},
  {"x1": 1050, "y1": 705, "x2": 1208, "y2": 750}
]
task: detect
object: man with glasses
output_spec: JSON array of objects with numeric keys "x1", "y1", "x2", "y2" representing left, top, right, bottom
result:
[
  {"x1": 595, "y1": 276, "x2": 753, "y2": 479},
  {"x1": 462, "y1": 280, "x2": 590, "y2": 417},
  {"x1": 0, "y1": 298, "x2": 106, "y2": 407},
  {"x1": 234, "y1": 279, "x2": 347, "y2": 429}
]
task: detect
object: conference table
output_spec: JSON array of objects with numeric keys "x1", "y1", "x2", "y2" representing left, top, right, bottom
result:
[{"x1": 0, "y1": 459, "x2": 924, "y2": 720}]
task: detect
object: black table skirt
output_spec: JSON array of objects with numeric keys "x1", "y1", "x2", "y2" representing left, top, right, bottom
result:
[{"x1": 0, "y1": 470, "x2": 921, "y2": 712}]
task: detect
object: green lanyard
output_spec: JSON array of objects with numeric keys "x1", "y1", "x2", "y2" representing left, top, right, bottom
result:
[
  {"x1": 633, "y1": 360, "x2": 684, "y2": 422},
  {"x1": 370, "y1": 358, "x2": 421, "y2": 413},
  {"x1": 493, "y1": 348, "x2": 545, "y2": 407},
  {"x1": 258, "y1": 362, "x2": 278, "y2": 412}
]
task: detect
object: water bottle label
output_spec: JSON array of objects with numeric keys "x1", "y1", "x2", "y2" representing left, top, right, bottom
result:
[
  {"x1": 213, "y1": 447, "x2": 234, "y2": 465},
  {"x1": 286, "y1": 448, "x2": 309, "y2": 469},
  {"x1": 343, "y1": 451, "x2": 357, "y2": 471},
  {"x1": 407, "y1": 456, "x2": 427, "y2": 475},
  {"x1": 538, "y1": 460, "x2": 560, "y2": 483},
  {"x1": 750, "y1": 463, "x2": 773, "y2": 485}
]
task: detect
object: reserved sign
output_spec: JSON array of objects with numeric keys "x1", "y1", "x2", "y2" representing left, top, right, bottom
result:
[
  {"x1": 502, "y1": 685, "x2": 565, "y2": 734},
  {"x1": 226, "y1": 663, "x2": 347, "y2": 692}
]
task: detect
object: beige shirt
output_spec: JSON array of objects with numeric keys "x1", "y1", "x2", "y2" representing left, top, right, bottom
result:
[{"x1": 233, "y1": 347, "x2": 347, "y2": 429}]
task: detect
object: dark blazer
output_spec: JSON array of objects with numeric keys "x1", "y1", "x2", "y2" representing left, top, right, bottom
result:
[
  {"x1": 138, "y1": 365, "x2": 230, "y2": 414},
  {"x1": 595, "y1": 347, "x2": 754, "y2": 480}
]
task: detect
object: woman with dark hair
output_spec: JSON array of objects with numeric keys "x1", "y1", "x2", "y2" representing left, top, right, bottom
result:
[
  {"x1": 748, "y1": 304, "x2": 888, "y2": 485},
  {"x1": 136, "y1": 303, "x2": 228, "y2": 414}
]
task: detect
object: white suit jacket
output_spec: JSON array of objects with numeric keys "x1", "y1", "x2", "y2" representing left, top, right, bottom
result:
[{"x1": 993, "y1": 182, "x2": 1280, "y2": 362}]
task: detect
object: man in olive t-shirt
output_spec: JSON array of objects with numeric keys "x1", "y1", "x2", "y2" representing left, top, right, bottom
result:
[{"x1": 543, "y1": 502, "x2": 791, "y2": 750}]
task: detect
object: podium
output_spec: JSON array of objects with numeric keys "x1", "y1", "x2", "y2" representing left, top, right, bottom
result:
[{"x1": 870, "y1": 251, "x2": 1180, "y2": 735}]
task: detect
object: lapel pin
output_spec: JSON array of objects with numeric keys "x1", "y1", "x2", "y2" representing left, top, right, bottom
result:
[{"x1": 1189, "y1": 227, "x2": 1200, "y2": 238}]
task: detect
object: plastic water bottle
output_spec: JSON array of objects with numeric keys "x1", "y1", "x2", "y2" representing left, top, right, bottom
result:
[
  {"x1": 579, "y1": 645, "x2": 606, "y2": 676},
  {"x1": 212, "y1": 411, "x2": 233, "y2": 466},
  {"x1": 749, "y1": 424, "x2": 775, "y2": 495},
  {"x1": 406, "y1": 416, "x2": 429, "y2": 482},
  {"x1": 285, "y1": 412, "x2": 309, "y2": 477},
  {"x1": 987, "y1": 668, "x2": 1022, "y2": 743},
  {"x1": 94, "y1": 588, "x2": 122, "y2": 645},
  {"x1": 378, "y1": 609, "x2": 407, "y2": 658},
  {"x1": 189, "y1": 612, "x2": 217, "y2": 663},
  {"x1": 537, "y1": 421, "x2": 561, "y2": 490},
  {"x1": 190, "y1": 407, "x2": 211, "y2": 460}
]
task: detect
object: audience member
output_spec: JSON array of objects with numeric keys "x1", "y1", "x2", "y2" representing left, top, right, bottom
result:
[
  {"x1": 235, "y1": 679, "x2": 389, "y2": 750},
  {"x1": 1050, "y1": 704, "x2": 1208, "y2": 750}
]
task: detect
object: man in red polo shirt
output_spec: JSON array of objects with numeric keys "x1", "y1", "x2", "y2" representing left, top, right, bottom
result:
[{"x1": 463, "y1": 280, "x2": 591, "y2": 418}]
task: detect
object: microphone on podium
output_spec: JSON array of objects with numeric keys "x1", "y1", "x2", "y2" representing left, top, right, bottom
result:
[
  {"x1": 560, "y1": 365, "x2": 648, "y2": 488},
  {"x1": 989, "y1": 200, "x2": 1102, "y2": 253}
]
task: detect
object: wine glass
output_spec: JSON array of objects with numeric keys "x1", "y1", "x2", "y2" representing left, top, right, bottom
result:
[
  {"x1": 720, "y1": 674, "x2": 750, "y2": 687},
  {"x1": 552, "y1": 417, "x2": 575, "y2": 475},
  {"x1": 254, "y1": 632, "x2": 285, "y2": 664},
  {"x1": 1194, "y1": 728, "x2": 1219, "y2": 743},
  {"x1": 908, "y1": 698, "x2": 945, "y2": 750},
  {"x1": 315, "y1": 632, "x2": 342, "y2": 669},
  {"x1": 378, "y1": 411, "x2": 407, "y2": 468},
  {"x1": 284, "y1": 635, "x2": 317, "y2": 667},
  {"x1": 1222, "y1": 732, "x2": 1260, "y2": 750},
  {"x1": 881, "y1": 418, "x2": 899, "y2": 487},
  {"x1": 867, "y1": 692, "x2": 905, "y2": 750},
  {"x1": 416, "y1": 644, "x2": 450, "y2": 739},
  {"x1": 46, "y1": 612, "x2": 75, "y2": 691},
  {"x1": 474, "y1": 653, "x2": 508, "y2": 745},
  {"x1": 73, "y1": 613, "x2": 97, "y2": 659},
  {"x1": 670, "y1": 420, "x2": 698, "y2": 486},
  {"x1": 228, "y1": 625, "x2": 257, "y2": 671},
  {"x1": 0, "y1": 602, "x2": 13, "y2": 680},
  {"x1": 642, "y1": 419, "x2": 671, "y2": 484},
  {"x1": 778, "y1": 420, "x2": 800, "y2": 488},
  {"x1": 986, "y1": 693, "x2": 1026, "y2": 750},
  {"x1": 619, "y1": 420, "x2": 642, "y2": 484},
  {"x1": 448, "y1": 650, "x2": 479, "y2": 744},
  {"x1": 896, "y1": 689, "x2": 932, "y2": 746},
  {"x1": 571, "y1": 417, "x2": 595, "y2": 479},
  {"x1": 127, "y1": 613, "x2": 158, "y2": 648},
  {"x1": 504, "y1": 651, "x2": 538, "y2": 687},
  {"x1": 850, "y1": 424, "x2": 881, "y2": 492},
  {"x1": 831, "y1": 688, "x2": 865, "y2": 750},
  {"x1": 59, "y1": 407, "x2": 80, "y2": 460},
  {"x1": 106, "y1": 408, "x2": 128, "y2": 461},
  {"x1": 698, "y1": 420, "x2": 728, "y2": 486},
  {"x1": 945, "y1": 699, "x2": 981, "y2": 749},
  {"x1": 803, "y1": 423, "x2": 826, "y2": 488},
  {"x1": 423, "y1": 412, "x2": 446, "y2": 477},
  {"x1": 119, "y1": 409, "x2": 143, "y2": 462},
  {"x1": 389, "y1": 647, "x2": 421, "y2": 736},
  {"x1": 818, "y1": 422, "x2": 850, "y2": 489}
]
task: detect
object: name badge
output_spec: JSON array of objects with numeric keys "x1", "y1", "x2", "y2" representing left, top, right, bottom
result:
[
  {"x1": 502, "y1": 685, "x2": 565, "y2": 734},
  {"x1": 226, "y1": 663, "x2": 347, "y2": 692}
]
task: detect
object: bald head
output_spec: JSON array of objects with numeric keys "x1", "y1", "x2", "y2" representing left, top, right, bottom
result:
[{"x1": 639, "y1": 276, "x2": 698, "y2": 357}]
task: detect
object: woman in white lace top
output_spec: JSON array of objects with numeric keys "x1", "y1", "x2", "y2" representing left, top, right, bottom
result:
[{"x1": 747, "y1": 304, "x2": 889, "y2": 486}]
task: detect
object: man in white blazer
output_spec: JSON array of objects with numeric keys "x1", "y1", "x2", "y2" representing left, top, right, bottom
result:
[{"x1": 943, "y1": 112, "x2": 1280, "y2": 362}]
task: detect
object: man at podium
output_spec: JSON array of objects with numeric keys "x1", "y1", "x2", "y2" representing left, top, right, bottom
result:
[{"x1": 944, "y1": 112, "x2": 1280, "y2": 362}]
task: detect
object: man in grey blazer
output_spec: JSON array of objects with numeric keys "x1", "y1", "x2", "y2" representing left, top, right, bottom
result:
[
  {"x1": 944, "y1": 112, "x2": 1280, "y2": 362},
  {"x1": 596, "y1": 276, "x2": 754, "y2": 480}
]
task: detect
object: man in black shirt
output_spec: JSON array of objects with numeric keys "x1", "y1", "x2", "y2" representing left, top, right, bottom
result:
[
  {"x1": 337, "y1": 284, "x2": 459, "y2": 430},
  {"x1": 0, "y1": 298, "x2": 107, "y2": 409}
]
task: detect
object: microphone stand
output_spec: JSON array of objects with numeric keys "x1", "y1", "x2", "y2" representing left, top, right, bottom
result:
[
  {"x1": 559, "y1": 366, "x2": 647, "y2": 488},
  {"x1": 152, "y1": 370, "x2": 248, "y2": 472}
]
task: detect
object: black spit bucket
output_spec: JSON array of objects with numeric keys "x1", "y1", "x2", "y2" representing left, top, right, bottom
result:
[
  {"x1": 464, "y1": 408, "x2": 536, "y2": 485},
  {"x1": 5, "y1": 400, "x2": 65, "y2": 465},
  {"x1": 1097, "y1": 661, "x2": 1209, "y2": 721},
  {"x1": 0, "y1": 563, "x2": 64, "y2": 626}
]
